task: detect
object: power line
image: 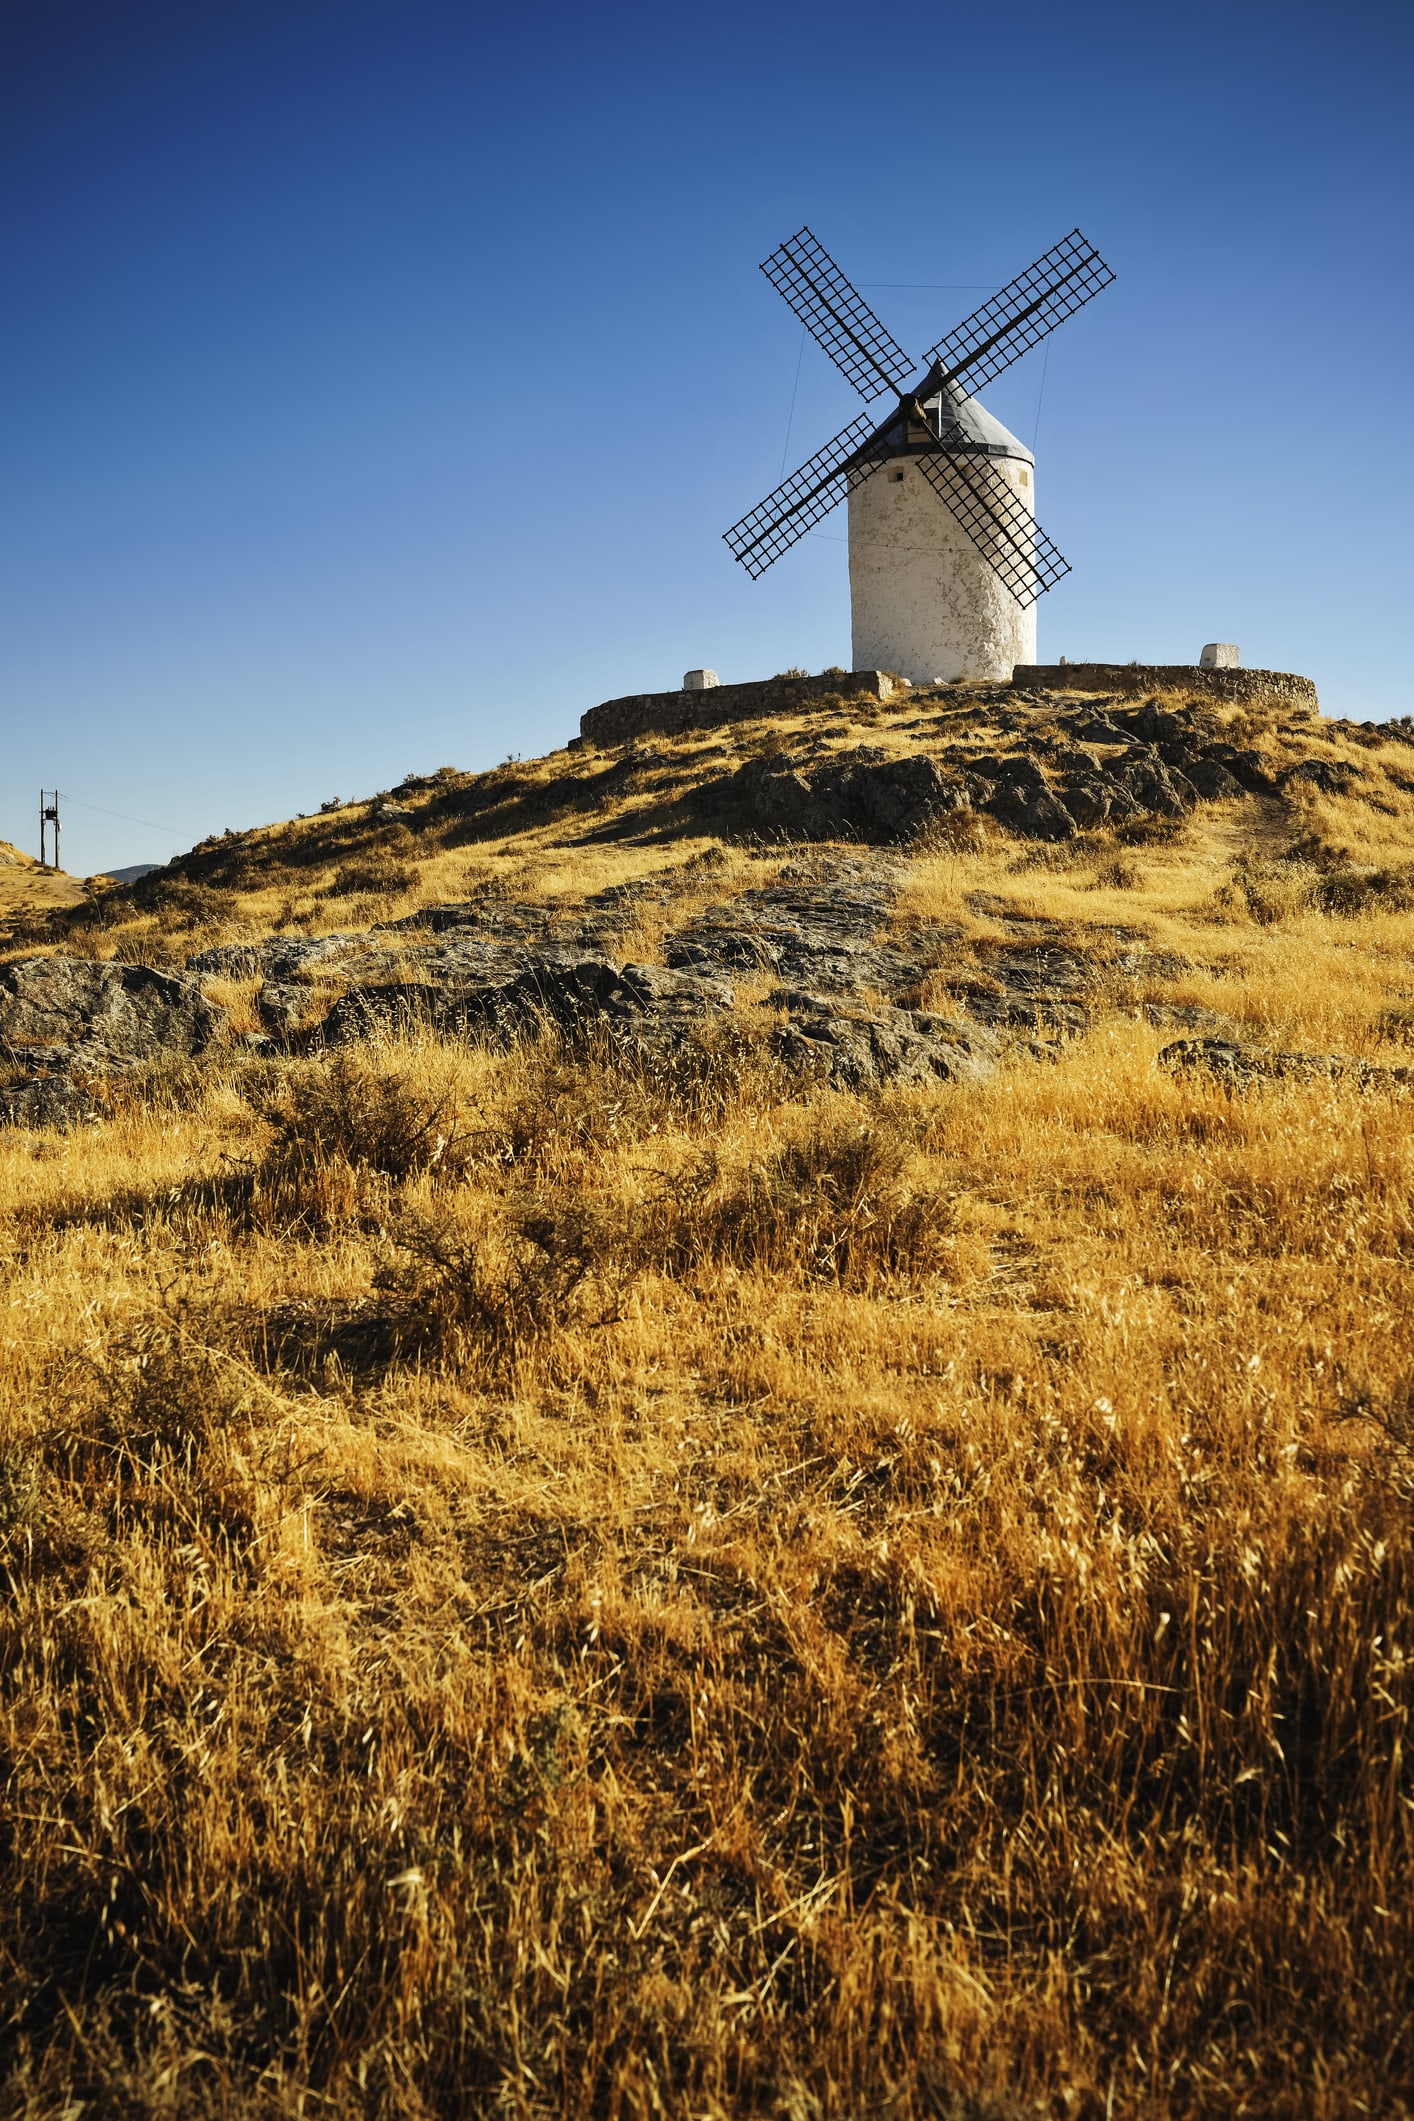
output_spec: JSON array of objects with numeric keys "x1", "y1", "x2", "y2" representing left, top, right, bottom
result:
[
  {"x1": 1032, "y1": 339, "x2": 1052, "y2": 451},
  {"x1": 780, "y1": 322, "x2": 808, "y2": 475},
  {"x1": 57, "y1": 791, "x2": 180, "y2": 837}
]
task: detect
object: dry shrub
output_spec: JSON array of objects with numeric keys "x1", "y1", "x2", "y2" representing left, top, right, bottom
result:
[
  {"x1": 104, "y1": 1051, "x2": 218, "y2": 1119},
  {"x1": 258, "y1": 1047, "x2": 467, "y2": 1188},
  {"x1": 369, "y1": 1198, "x2": 632, "y2": 1377},
  {"x1": 1379, "y1": 1003, "x2": 1414, "y2": 1044},
  {"x1": 0, "y1": 1438, "x2": 44, "y2": 1535},
  {"x1": 1115, "y1": 811, "x2": 1186, "y2": 846},
  {"x1": 130, "y1": 875, "x2": 241, "y2": 928},
  {"x1": 1277, "y1": 833, "x2": 1414, "y2": 916},
  {"x1": 1092, "y1": 855, "x2": 1143, "y2": 890},
  {"x1": 1312, "y1": 863, "x2": 1414, "y2": 915},
  {"x1": 667, "y1": 1110, "x2": 950, "y2": 1284},
  {"x1": 1214, "y1": 854, "x2": 1312, "y2": 925},
  {"x1": 467, "y1": 1023, "x2": 784, "y2": 1180},
  {"x1": 1218, "y1": 845, "x2": 1414, "y2": 925},
  {"x1": 329, "y1": 853, "x2": 418, "y2": 897},
  {"x1": 916, "y1": 806, "x2": 996, "y2": 854}
]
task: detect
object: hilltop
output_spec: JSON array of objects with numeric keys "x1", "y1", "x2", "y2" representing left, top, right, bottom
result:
[
  {"x1": 1, "y1": 672, "x2": 1412, "y2": 2118},
  {"x1": 0, "y1": 834, "x2": 88, "y2": 930},
  {"x1": 8, "y1": 671, "x2": 1414, "y2": 1089}
]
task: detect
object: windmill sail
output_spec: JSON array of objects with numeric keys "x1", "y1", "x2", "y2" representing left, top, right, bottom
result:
[
  {"x1": 759, "y1": 227, "x2": 914, "y2": 401},
  {"x1": 921, "y1": 229, "x2": 1114, "y2": 396},
  {"x1": 915, "y1": 451, "x2": 1071, "y2": 607}
]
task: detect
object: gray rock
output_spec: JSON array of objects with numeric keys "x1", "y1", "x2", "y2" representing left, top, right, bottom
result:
[
  {"x1": 1105, "y1": 751, "x2": 1196, "y2": 816},
  {"x1": 772, "y1": 1004, "x2": 998, "y2": 1091},
  {"x1": 375, "y1": 902, "x2": 556, "y2": 942},
  {"x1": 321, "y1": 954, "x2": 733, "y2": 1050},
  {"x1": 1075, "y1": 716, "x2": 1132, "y2": 744},
  {"x1": 0, "y1": 958, "x2": 225, "y2": 1071},
  {"x1": 811, "y1": 753, "x2": 971, "y2": 841},
  {"x1": 1182, "y1": 758, "x2": 1247, "y2": 801},
  {"x1": 1058, "y1": 776, "x2": 1141, "y2": 828},
  {"x1": 1200, "y1": 745, "x2": 1275, "y2": 795},
  {"x1": 188, "y1": 933, "x2": 364, "y2": 979},
  {"x1": 975, "y1": 756, "x2": 1079, "y2": 840},
  {"x1": 970, "y1": 752, "x2": 1047, "y2": 788},
  {"x1": 664, "y1": 858, "x2": 947, "y2": 1000},
  {"x1": 1131, "y1": 700, "x2": 1222, "y2": 751},
  {"x1": 1279, "y1": 758, "x2": 1361, "y2": 796},
  {"x1": 258, "y1": 980, "x2": 312, "y2": 1037},
  {"x1": 0, "y1": 957, "x2": 227, "y2": 1131},
  {"x1": 1158, "y1": 1037, "x2": 1413, "y2": 1090},
  {"x1": 0, "y1": 1075, "x2": 102, "y2": 1132},
  {"x1": 697, "y1": 750, "x2": 974, "y2": 844},
  {"x1": 1141, "y1": 1003, "x2": 1238, "y2": 1035},
  {"x1": 959, "y1": 946, "x2": 1092, "y2": 1035},
  {"x1": 1051, "y1": 746, "x2": 1105, "y2": 777}
]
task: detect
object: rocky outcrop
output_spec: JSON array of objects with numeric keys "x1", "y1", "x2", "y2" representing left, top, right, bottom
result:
[
  {"x1": 6, "y1": 673, "x2": 1387, "y2": 1133},
  {"x1": 0, "y1": 958, "x2": 223, "y2": 1071},
  {"x1": 321, "y1": 956, "x2": 734, "y2": 1048},
  {"x1": 1158, "y1": 1038, "x2": 1414, "y2": 1091},
  {"x1": 678, "y1": 692, "x2": 1314, "y2": 846},
  {"x1": 1278, "y1": 758, "x2": 1362, "y2": 796},
  {"x1": 0, "y1": 957, "x2": 227, "y2": 1129},
  {"x1": 693, "y1": 750, "x2": 976, "y2": 844},
  {"x1": 770, "y1": 999, "x2": 999, "y2": 1091},
  {"x1": 304, "y1": 857, "x2": 994, "y2": 1090},
  {"x1": 664, "y1": 860, "x2": 948, "y2": 996},
  {"x1": 972, "y1": 753, "x2": 1081, "y2": 841}
]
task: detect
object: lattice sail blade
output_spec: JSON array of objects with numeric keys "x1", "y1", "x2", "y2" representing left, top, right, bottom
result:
[
  {"x1": 914, "y1": 452, "x2": 1071, "y2": 608},
  {"x1": 921, "y1": 229, "x2": 1115, "y2": 396},
  {"x1": 760, "y1": 227, "x2": 914, "y2": 401},
  {"x1": 723, "y1": 411, "x2": 890, "y2": 578}
]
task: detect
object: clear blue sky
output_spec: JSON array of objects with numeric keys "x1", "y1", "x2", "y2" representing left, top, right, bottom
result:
[{"x1": 3, "y1": 0, "x2": 1410, "y2": 874}]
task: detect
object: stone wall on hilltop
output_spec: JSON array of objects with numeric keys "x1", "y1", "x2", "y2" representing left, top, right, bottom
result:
[
  {"x1": 580, "y1": 670, "x2": 899, "y2": 748},
  {"x1": 1013, "y1": 664, "x2": 1319, "y2": 714}
]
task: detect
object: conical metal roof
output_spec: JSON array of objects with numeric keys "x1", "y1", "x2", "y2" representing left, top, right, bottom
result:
[
  {"x1": 926, "y1": 380, "x2": 1033, "y2": 463},
  {"x1": 859, "y1": 378, "x2": 1034, "y2": 465}
]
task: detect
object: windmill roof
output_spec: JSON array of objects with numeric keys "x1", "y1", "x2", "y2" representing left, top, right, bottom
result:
[
  {"x1": 932, "y1": 387, "x2": 1033, "y2": 463},
  {"x1": 862, "y1": 380, "x2": 1034, "y2": 465}
]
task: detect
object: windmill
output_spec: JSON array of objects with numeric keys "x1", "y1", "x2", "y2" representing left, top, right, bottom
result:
[{"x1": 724, "y1": 227, "x2": 1115, "y2": 686}]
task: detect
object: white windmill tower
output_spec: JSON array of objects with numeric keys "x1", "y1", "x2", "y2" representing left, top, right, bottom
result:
[{"x1": 724, "y1": 228, "x2": 1115, "y2": 686}]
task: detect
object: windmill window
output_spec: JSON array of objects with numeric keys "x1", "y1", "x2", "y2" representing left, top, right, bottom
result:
[
  {"x1": 892, "y1": 470, "x2": 906, "y2": 482},
  {"x1": 1020, "y1": 468, "x2": 1030, "y2": 487}
]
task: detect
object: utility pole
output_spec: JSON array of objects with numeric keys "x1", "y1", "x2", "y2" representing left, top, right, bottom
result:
[{"x1": 39, "y1": 791, "x2": 60, "y2": 871}]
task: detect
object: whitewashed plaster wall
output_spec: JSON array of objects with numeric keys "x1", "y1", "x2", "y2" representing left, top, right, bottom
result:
[{"x1": 848, "y1": 453, "x2": 1037, "y2": 685}]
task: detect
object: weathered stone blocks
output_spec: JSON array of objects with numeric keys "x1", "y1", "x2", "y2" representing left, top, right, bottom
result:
[{"x1": 581, "y1": 670, "x2": 899, "y2": 748}]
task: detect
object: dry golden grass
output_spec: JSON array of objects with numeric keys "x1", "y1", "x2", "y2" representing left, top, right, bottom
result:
[
  {"x1": 2, "y1": 697, "x2": 1413, "y2": 2116},
  {"x1": 0, "y1": 845, "x2": 88, "y2": 932}
]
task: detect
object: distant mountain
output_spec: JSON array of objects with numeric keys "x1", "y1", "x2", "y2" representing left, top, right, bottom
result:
[{"x1": 96, "y1": 862, "x2": 162, "y2": 884}]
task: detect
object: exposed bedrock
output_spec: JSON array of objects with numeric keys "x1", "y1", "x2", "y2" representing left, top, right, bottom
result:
[
  {"x1": 684, "y1": 698, "x2": 1290, "y2": 846},
  {"x1": 0, "y1": 957, "x2": 226, "y2": 1128}
]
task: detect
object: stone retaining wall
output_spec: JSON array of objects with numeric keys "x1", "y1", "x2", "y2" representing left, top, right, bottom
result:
[
  {"x1": 1011, "y1": 664, "x2": 1319, "y2": 714},
  {"x1": 579, "y1": 670, "x2": 899, "y2": 748}
]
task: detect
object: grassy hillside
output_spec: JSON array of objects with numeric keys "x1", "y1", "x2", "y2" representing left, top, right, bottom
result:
[
  {"x1": 0, "y1": 836, "x2": 88, "y2": 931},
  {"x1": 1, "y1": 681, "x2": 1412, "y2": 2118}
]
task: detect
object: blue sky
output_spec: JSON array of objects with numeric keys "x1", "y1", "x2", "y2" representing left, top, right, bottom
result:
[{"x1": 2, "y1": 0, "x2": 1410, "y2": 874}]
